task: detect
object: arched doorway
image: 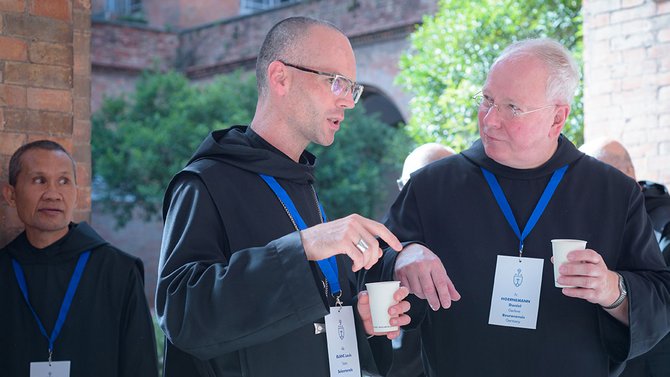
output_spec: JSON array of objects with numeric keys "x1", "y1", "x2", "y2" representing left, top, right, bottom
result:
[{"x1": 359, "y1": 85, "x2": 406, "y2": 128}]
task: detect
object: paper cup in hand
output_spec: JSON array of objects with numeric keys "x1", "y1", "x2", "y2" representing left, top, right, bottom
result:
[
  {"x1": 365, "y1": 281, "x2": 400, "y2": 332},
  {"x1": 551, "y1": 239, "x2": 587, "y2": 288}
]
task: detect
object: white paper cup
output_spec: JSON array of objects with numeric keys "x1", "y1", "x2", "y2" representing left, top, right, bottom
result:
[
  {"x1": 365, "y1": 281, "x2": 400, "y2": 332},
  {"x1": 551, "y1": 239, "x2": 587, "y2": 288}
]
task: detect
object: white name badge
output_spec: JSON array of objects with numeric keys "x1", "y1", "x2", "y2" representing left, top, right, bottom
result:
[
  {"x1": 324, "y1": 306, "x2": 361, "y2": 377},
  {"x1": 30, "y1": 361, "x2": 71, "y2": 377},
  {"x1": 489, "y1": 255, "x2": 543, "y2": 330}
]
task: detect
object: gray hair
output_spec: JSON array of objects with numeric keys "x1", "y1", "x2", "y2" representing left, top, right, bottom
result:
[
  {"x1": 255, "y1": 16, "x2": 342, "y2": 98},
  {"x1": 492, "y1": 38, "x2": 580, "y2": 104},
  {"x1": 8, "y1": 140, "x2": 76, "y2": 186}
]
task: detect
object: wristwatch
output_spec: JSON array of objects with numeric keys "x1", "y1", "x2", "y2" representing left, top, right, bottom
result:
[{"x1": 602, "y1": 272, "x2": 627, "y2": 310}]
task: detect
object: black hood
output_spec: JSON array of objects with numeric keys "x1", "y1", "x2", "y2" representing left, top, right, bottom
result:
[
  {"x1": 461, "y1": 134, "x2": 585, "y2": 178},
  {"x1": 640, "y1": 180, "x2": 670, "y2": 234},
  {"x1": 4, "y1": 222, "x2": 108, "y2": 264},
  {"x1": 188, "y1": 125, "x2": 317, "y2": 184},
  {"x1": 640, "y1": 181, "x2": 670, "y2": 212}
]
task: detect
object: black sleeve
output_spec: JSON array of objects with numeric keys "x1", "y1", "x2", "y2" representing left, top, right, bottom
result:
[
  {"x1": 155, "y1": 174, "x2": 328, "y2": 360},
  {"x1": 600, "y1": 184, "x2": 670, "y2": 363}
]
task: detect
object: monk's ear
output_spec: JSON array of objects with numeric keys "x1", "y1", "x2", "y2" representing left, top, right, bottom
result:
[
  {"x1": 549, "y1": 104, "x2": 570, "y2": 138},
  {"x1": 267, "y1": 61, "x2": 291, "y2": 96},
  {"x1": 2, "y1": 184, "x2": 16, "y2": 208}
]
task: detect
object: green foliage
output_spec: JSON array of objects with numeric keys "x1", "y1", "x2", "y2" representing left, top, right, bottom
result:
[
  {"x1": 396, "y1": 0, "x2": 583, "y2": 151},
  {"x1": 92, "y1": 70, "x2": 407, "y2": 226},
  {"x1": 312, "y1": 105, "x2": 412, "y2": 219},
  {"x1": 92, "y1": 70, "x2": 257, "y2": 226}
]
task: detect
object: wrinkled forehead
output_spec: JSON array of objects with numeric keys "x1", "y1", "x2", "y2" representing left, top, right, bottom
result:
[
  {"x1": 19, "y1": 148, "x2": 76, "y2": 176},
  {"x1": 485, "y1": 54, "x2": 548, "y2": 102}
]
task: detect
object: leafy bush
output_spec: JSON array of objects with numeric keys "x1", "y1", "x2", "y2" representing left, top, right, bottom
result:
[
  {"x1": 312, "y1": 105, "x2": 411, "y2": 219},
  {"x1": 396, "y1": 0, "x2": 583, "y2": 151},
  {"x1": 92, "y1": 70, "x2": 257, "y2": 226},
  {"x1": 92, "y1": 70, "x2": 408, "y2": 226}
]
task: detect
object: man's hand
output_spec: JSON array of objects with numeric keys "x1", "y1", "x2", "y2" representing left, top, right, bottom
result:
[
  {"x1": 555, "y1": 249, "x2": 629, "y2": 325},
  {"x1": 394, "y1": 244, "x2": 461, "y2": 311},
  {"x1": 300, "y1": 214, "x2": 402, "y2": 272},
  {"x1": 357, "y1": 286, "x2": 411, "y2": 339}
]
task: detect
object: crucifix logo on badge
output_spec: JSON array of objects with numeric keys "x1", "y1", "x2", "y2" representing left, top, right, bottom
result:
[
  {"x1": 513, "y1": 268, "x2": 523, "y2": 287},
  {"x1": 338, "y1": 320, "x2": 345, "y2": 340}
]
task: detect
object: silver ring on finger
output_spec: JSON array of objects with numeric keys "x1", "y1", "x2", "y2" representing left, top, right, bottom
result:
[{"x1": 355, "y1": 238, "x2": 369, "y2": 253}]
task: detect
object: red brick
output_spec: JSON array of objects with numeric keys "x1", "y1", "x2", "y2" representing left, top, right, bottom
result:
[
  {"x1": 29, "y1": 42, "x2": 73, "y2": 66},
  {"x1": 3, "y1": 109, "x2": 27, "y2": 132},
  {"x1": 3, "y1": 14, "x2": 72, "y2": 44},
  {"x1": 73, "y1": 8, "x2": 91, "y2": 31},
  {"x1": 0, "y1": 108, "x2": 4, "y2": 130},
  {"x1": 73, "y1": 0, "x2": 91, "y2": 11},
  {"x1": 74, "y1": 50, "x2": 90, "y2": 77},
  {"x1": 73, "y1": 31, "x2": 91, "y2": 76},
  {"x1": 27, "y1": 87, "x2": 72, "y2": 112},
  {"x1": 73, "y1": 96, "x2": 89, "y2": 121},
  {"x1": 0, "y1": 36, "x2": 28, "y2": 61},
  {"x1": 31, "y1": 0, "x2": 71, "y2": 22},
  {"x1": 0, "y1": 0, "x2": 25, "y2": 13},
  {"x1": 0, "y1": 207, "x2": 25, "y2": 248},
  {"x1": 4, "y1": 62, "x2": 72, "y2": 89},
  {"x1": 73, "y1": 119, "x2": 90, "y2": 144},
  {"x1": 73, "y1": 74, "x2": 90, "y2": 99},
  {"x1": 75, "y1": 187, "x2": 91, "y2": 210},
  {"x1": 26, "y1": 135, "x2": 72, "y2": 151},
  {"x1": 0, "y1": 131, "x2": 27, "y2": 155},
  {"x1": 27, "y1": 111, "x2": 73, "y2": 135},
  {"x1": 0, "y1": 84, "x2": 27, "y2": 107},
  {"x1": 72, "y1": 142, "x2": 90, "y2": 166},
  {"x1": 0, "y1": 155, "x2": 8, "y2": 180},
  {"x1": 4, "y1": 109, "x2": 73, "y2": 134},
  {"x1": 74, "y1": 159, "x2": 91, "y2": 186}
]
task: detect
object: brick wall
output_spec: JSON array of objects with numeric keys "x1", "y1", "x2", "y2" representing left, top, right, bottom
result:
[
  {"x1": 180, "y1": 1, "x2": 436, "y2": 75},
  {"x1": 143, "y1": 0, "x2": 240, "y2": 29},
  {"x1": 0, "y1": 0, "x2": 91, "y2": 248},
  {"x1": 91, "y1": 0, "x2": 240, "y2": 29},
  {"x1": 91, "y1": 0, "x2": 438, "y2": 117},
  {"x1": 90, "y1": 21, "x2": 178, "y2": 110},
  {"x1": 583, "y1": 0, "x2": 670, "y2": 185}
]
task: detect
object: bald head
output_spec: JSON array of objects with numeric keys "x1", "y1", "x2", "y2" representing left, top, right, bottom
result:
[
  {"x1": 399, "y1": 143, "x2": 455, "y2": 189},
  {"x1": 255, "y1": 17, "x2": 344, "y2": 98},
  {"x1": 580, "y1": 139, "x2": 635, "y2": 180}
]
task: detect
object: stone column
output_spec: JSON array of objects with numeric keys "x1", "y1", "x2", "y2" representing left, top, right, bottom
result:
[{"x1": 583, "y1": 0, "x2": 670, "y2": 185}]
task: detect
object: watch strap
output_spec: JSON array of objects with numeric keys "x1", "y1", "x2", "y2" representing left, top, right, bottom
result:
[{"x1": 601, "y1": 272, "x2": 627, "y2": 310}]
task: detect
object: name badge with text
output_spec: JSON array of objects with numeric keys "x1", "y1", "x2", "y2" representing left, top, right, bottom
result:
[
  {"x1": 30, "y1": 361, "x2": 70, "y2": 377},
  {"x1": 489, "y1": 255, "x2": 543, "y2": 330},
  {"x1": 324, "y1": 306, "x2": 361, "y2": 377}
]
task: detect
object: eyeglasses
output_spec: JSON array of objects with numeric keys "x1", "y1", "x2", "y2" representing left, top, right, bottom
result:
[
  {"x1": 279, "y1": 60, "x2": 364, "y2": 104},
  {"x1": 473, "y1": 91, "x2": 555, "y2": 119}
]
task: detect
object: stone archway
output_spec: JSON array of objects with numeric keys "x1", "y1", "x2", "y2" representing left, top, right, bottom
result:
[
  {"x1": 358, "y1": 85, "x2": 409, "y2": 219},
  {"x1": 359, "y1": 85, "x2": 406, "y2": 127}
]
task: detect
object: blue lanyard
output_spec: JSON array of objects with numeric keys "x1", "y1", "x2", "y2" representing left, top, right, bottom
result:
[
  {"x1": 481, "y1": 165, "x2": 568, "y2": 257},
  {"x1": 259, "y1": 174, "x2": 341, "y2": 297},
  {"x1": 12, "y1": 250, "x2": 91, "y2": 360}
]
